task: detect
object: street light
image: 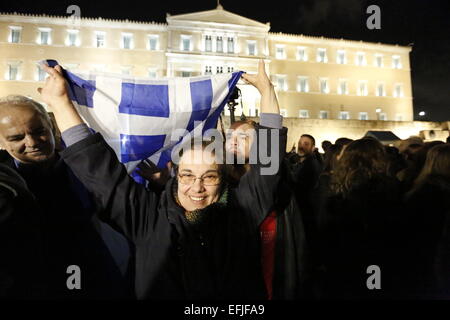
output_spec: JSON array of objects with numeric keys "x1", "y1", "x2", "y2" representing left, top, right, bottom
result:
[{"x1": 419, "y1": 111, "x2": 426, "y2": 117}]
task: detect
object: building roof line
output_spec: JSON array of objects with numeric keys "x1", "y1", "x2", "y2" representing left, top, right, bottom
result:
[
  {"x1": 269, "y1": 31, "x2": 412, "y2": 49},
  {"x1": 0, "y1": 12, "x2": 167, "y2": 26}
]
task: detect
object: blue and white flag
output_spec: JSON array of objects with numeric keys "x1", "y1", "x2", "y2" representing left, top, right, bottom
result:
[{"x1": 45, "y1": 60, "x2": 242, "y2": 172}]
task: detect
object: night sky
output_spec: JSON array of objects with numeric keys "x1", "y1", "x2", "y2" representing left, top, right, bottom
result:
[{"x1": 1, "y1": 0, "x2": 449, "y2": 121}]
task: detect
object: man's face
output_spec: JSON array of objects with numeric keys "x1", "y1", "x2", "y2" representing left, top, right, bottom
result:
[
  {"x1": 297, "y1": 136, "x2": 315, "y2": 157},
  {"x1": 177, "y1": 149, "x2": 221, "y2": 212},
  {"x1": 225, "y1": 123, "x2": 255, "y2": 161},
  {"x1": 0, "y1": 104, "x2": 55, "y2": 164}
]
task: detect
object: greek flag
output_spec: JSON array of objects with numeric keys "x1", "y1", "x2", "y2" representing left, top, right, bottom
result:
[{"x1": 45, "y1": 60, "x2": 242, "y2": 172}]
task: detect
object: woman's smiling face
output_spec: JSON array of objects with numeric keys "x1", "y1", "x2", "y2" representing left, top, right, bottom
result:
[{"x1": 177, "y1": 148, "x2": 221, "y2": 212}]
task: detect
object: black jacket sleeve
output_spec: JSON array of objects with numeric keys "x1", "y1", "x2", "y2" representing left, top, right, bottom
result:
[
  {"x1": 60, "y1": 133, "x2": 159, "y2": 244},
  {"x1": 236, "y1": 125, "x2": 288, "y2": 227}
]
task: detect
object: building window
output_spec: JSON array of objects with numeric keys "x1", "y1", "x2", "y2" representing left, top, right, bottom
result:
[
  {"x1": 181, "y1": 35, "x2": 192, "y2": 51},
  {"x1": 376, "y1": 83, "x2": 385, "y2": 97},
  {"x1": 395, "y1": 114, "x2": 404, "y2": 121},
  {"x1": 320, "y1": 78, "x2": 329, "y2": 94},
  {"x1": 121, "y1": 66, "x2": 132, "y2": 76},
  {"x1": 66, "y1": 29, "x2": 79, "y2": 47},
  {"x1": 299, "y1": 110, "x2": 309, "y2": 118},
  {"x1": 148, "y1": 69, "x2": 157, "y2": 78},
  {"x1": 359, "y1": 112, "x2": 369, "y2": 120},
  {"x1": 37, "y1": 65, "x2": 47, "y2": 81},
  {"x1": 297, "y1": 46, "x2": 307, "y2": 61},
  {"x1": 205, "y1": 66, "x2": 212, "y2": 75},
  {"x1": 205, "y1": 35, "x2": 212, "y2": 52},
  {"x1": 95, "y1": 31, "x2": 106, "y2": 48},
  {"x1": 227, "y1": 37, "x2": 234, "y2": 53},
  {"x1": 92, "y1": 64, "x2": 106, "y2": 72},
  {"x1": 122, "y1": 33, "x2": 133, "y2": 49},
  {"x1": 392, "y1": 55, "x2": 402, "y2": 69},
  {"x1": 375, "y1": 54, "x2": 383, "y2": 67},
  {"x1": 356, "y1": 52, "x2": 367, "y2": 66},
  {"x1": 148, "y1": 35, "x2": 159, "y2": 50},
  {"x1": 337, "y1": 50, "x2": 346, "y2": 64},
  {"x1": 247, "y1": 40, "x2": 256, "y2": 56},
  {"x1": 319, "y1": 111, "x2": 329, "y2": 119},
  {"x1": 216, "y1": 66, "x2": 223, "y2": 74},
  {"x1": 394, "y1": 84, "x2": 403, "y2": 98},
  {"x1": 6, "y1": 63, "x2": 19, "y2": 80},
  {"x1": 276, "y1": 45, "x2": 286, "y2": 59},
  {"x1": 216, "y1": 36, "x2": 223, "y2": 53},
  {"x1": 339, "y1": 111, "x2": 350, "y2": 120},
  {"x1": 379, "y1": 112, "x2": 387, "y2": 121},
  {"x1": 280, "y1": 109, "x2": 287, "y2": 117},
  {"x1": 227, "y1": 66, "x2": 234, "y2": 73},
  {"x1": 297, "y1": 77, "x2": 309, "y2": 92},
  {"x1": 8, "y1": 26, "x2": 22, "y2": 43},
  {"x1": 181, "y1": 71, "x2": 192, "y2": 77},
  {"x1": 358, "y1": 81, "x2": 368, "y2": 96},
  {"x1": 276, "y1": 75, "x2": 287, "y2": 91},
  {"x1": 338, "y1": 79, "x2": 348, "y2": 95},
  {"x1": 38, "y1": 28, "x2": 51, "y2": 45},
  {"x1": 317, "y1": 48, "x2": 327, "y2": 63}
]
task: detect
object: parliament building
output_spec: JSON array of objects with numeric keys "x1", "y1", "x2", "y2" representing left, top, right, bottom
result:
[{"x1": 0, "y1": 4, "x2": 417, "y2": 137}]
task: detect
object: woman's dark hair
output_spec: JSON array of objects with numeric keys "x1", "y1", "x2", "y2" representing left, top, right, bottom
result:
[
  {"x1": 407, "y1": 143, "x2": 450, "y2": 197},
  {"x1": 331, "y1": 138, "x2": 388, "y2": 196}
]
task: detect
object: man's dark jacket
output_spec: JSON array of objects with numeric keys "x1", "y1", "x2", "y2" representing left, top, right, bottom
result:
[
  {"x1": 0, "y1": 151, "x2": 133, "y2": 299},
  {"x1": 0, "y1": 164, "x2": 46, "y2": 298}
]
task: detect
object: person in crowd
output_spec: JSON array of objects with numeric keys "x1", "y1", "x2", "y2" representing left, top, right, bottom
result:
[
  {"x1": 37, "y1": 59, "x2": 287, "y2": 299},
  {"x1": 225, "y1": 119, "x2": 311, "y2": 300},
  {"x1": 321, "y1": 143, "x2": 342, "y2": 175},
  {"x1": 321, "y1": 140, "x2": 332, "y2": 159},
  {"x1": 285, "y1": 134, "x2": 323, "y2": 270},
  {"x1": 397, "y1": 141, "x2": 444, "y2": 192},
  {"x1": 0, "y1": 95, "x2": 133, "y2": 299},
  {"x1": 398, "y1": 136, "x2": 423, "y2": 155},
  {"x1": 334, "y1": 137, "x2": 353, "y2": 148},
  {"x1": 403, "y1": 143, "x2": 450, "y2": 298},
  {"x1": 384, "y1": 146, "x2": 405, "y2": 178},
  {"x1": 314, "y1": 137, "x2": 403, "y2": 299}
]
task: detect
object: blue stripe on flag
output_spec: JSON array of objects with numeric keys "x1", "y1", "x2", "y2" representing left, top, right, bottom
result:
[
  {"x1": 186, "y1": 79, "x2": 213, "y2": 132},
  {"x1": 120, "y1": 134, "x2": 166, "y2": 163},
  {"x1": 66, "y1": 72, "x2": 96, "y2": 108},
  {"x1": 119, "y1": 83, "x2": 170, "y2": 117}
]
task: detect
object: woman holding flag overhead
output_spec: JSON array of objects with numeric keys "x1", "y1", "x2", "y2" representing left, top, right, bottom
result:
[{"x1": 38, "y1": 60, "x2": 287, "y2": 299}]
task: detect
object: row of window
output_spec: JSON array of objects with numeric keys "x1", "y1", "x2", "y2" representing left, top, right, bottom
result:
[
  {"x1": 3, "y1": 62, "x2": 236, "y2": 81},
  {"x1": 279, "y1": 109, "x2": 400, "y2": 121},
  {"x1": 7, "y1": 26, "x2": 161, "y2": 49},
  {"x1": 7, "y1": 26, "x2": 403, "y2": 67},
  {"x1": 275, "y1": 76, "x2": 404, "y2": 97},
  {"x1": 240, "y1": 108, "x2": 400, "y2": 121},
  {"x1": 276, "y1": 45, "x2": 402, "y2": 68}
]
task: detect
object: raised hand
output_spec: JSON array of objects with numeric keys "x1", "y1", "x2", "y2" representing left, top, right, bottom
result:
[
  {"x1": 241, "y1": 59, "x2": 280, "y2": 115},
  {"x1": 241, "y1": 59, "x2": 273, "y2": 95},
  {"x1": 36, "y1": 62, "x2": 84, "y2": 132},
  {"x1": 37, "y1": 63, "x2": 71, "y2": 108}
]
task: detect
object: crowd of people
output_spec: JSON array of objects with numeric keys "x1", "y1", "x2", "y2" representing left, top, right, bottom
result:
[{"x1": 0, "y1": 60, "x2": 449, "y2": 300}]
